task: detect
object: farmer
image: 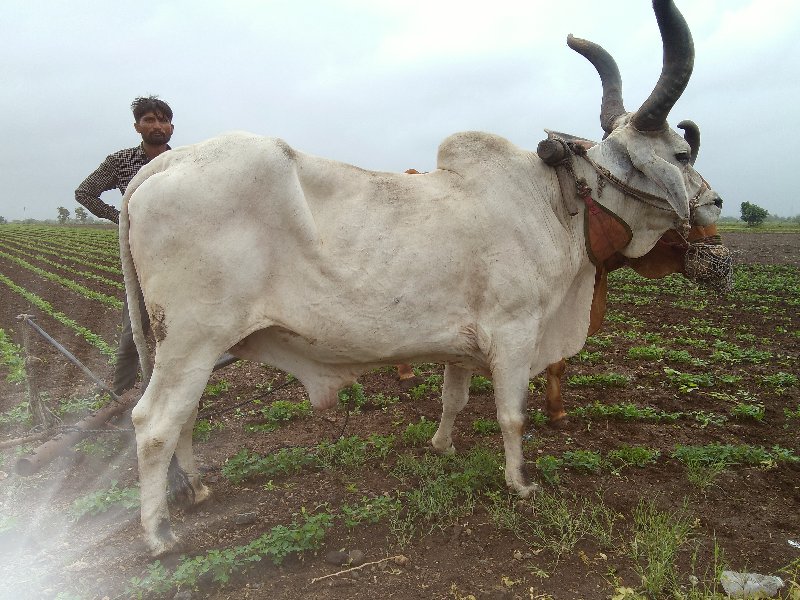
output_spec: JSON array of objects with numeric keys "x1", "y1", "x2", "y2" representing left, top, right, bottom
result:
[{"x1": 75, "y1": 96, "x2": 173, "y2": 395}]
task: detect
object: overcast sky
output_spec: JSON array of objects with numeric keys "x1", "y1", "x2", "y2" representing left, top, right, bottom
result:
[{"x1": 2, "y1": 0, "x2": 798, "y2": 222}]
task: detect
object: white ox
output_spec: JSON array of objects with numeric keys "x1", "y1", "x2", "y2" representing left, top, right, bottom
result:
[{"x1": 122, "y1": 0, "x2": 723, "y2": 555}]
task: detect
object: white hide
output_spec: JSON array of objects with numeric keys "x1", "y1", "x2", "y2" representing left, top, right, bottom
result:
[{"x1": 121, "y1": 127, "x2": 714, "y2": 555}]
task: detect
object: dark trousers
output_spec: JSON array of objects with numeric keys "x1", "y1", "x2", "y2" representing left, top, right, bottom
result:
[{"x1": 112, "y1": 290, "x2": 149, "y2": 395}]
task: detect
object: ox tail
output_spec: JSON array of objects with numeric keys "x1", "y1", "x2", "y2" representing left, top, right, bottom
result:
[{"x1": 119, "y1": 173, "x2": 154, "y2": 389}]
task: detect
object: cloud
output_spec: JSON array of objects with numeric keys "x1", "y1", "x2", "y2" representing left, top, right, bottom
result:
[{"x1": 0, "y1": 0, "x2": 797, "y2": 221}]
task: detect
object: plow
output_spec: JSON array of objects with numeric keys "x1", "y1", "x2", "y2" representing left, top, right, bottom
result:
[{"x1": 7, "y1": 314, "x2": 233, "y2": 476}]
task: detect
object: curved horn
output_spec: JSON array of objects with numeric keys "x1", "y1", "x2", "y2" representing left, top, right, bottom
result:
[
  {"x1": 632, "y1": 0, "x2": 695, "y2": 132},
  {"x1": 567, "y1": 34, "x2": 626, "y2": 134},
  {"x1": 677, "y1": 119, "x2": 700, "y2": 164}
]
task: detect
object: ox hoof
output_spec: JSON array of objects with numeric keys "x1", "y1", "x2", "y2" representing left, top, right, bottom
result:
[
  {"x1": 547, "y1": 414, "x2": 570, "y2": 429},
  {"x1": 506, "y1": 470, "x2": 538, "y2": 499},
  {"x1": 148, "y1": 529, "x2": 180, "y2": 558},
  {"x1": 193, "y1": 482, "x2": 212, "y2": 505},
  {"x1": 429, "y1": 439, "x2": 455, "y2": 455},
  {"x1": 514, "y1": 482, "x2": 538, "y2": 499}
]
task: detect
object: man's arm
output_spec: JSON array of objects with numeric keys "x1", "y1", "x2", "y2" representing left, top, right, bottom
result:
[{"x1": 75, "y1": 156, "x2": 121, "y2": 224}]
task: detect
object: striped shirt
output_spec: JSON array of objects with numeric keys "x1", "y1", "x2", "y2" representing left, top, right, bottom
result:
[{"x1": 75, "y1": 143, "x2": 170, "y2": 223}]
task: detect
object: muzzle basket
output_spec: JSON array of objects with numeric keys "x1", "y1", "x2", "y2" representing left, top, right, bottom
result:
[{"x1": 684, "y1": 235, "x2": 733, "y2": 293}]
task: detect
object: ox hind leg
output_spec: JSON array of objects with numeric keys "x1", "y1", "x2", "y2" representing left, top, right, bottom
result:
[
  {"x1": 171, "y1": 404, "x2": 211, "y2": 506},
  {"x1": 132, "y1": 345, "x2": 217, "y2": 556},
  {"x1": 431, "y1": 364, "x2": 472, "y2": 454}
]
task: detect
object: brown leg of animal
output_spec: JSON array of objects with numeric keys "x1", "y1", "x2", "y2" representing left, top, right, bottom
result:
[
  {"x1": 396, "y1": 363, "x2": 415, "y2": 380},
  {"x1": 544, "y1": 359, "x2": 568, "y2": 423}
]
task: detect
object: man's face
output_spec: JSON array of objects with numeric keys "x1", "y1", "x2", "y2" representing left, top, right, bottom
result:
[{"x1": 134, "y1": 111, "x2": 174, "y2": 145}]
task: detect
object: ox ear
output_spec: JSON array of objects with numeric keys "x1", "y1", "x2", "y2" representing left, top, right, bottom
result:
[{"x1": 625, "y1": 140, "x2": 690, "y2": 220}]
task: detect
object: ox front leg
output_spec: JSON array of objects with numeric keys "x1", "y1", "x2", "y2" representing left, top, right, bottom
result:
[
  {"x1": 492, "y1": 356, "x2": 537, "y2": 498},
  {"x1": 431, "y1": 364, "x2": 472, "y2": 454},
  {"x1": 544, "y1": 359, "x2": 568, "y2": 423},
  {"x1": 132, "y1": 365, "x2": 212, "y2": 556}
]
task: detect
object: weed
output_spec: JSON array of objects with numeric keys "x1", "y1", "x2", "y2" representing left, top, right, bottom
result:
[
  {"x1": 472, "y1": 418, "x2": 500, "y2": 435},
  {"x1": 689, "y1": 411, "x2": 728, "y2": 428},
  {"x1": 402, "y1": 417, "x2": 438, "y2": 446},
  {"x1": 663, "y1": 368, "x2": 714, "y2": 393},
  {"x1": 627, "y1": 345, "x2": 665, "y2": 360},
  {"x1": 390, "y1": 447, "x2": 503, "y2": 543},
  {"x1": 730, "y1": 402, "x2": 765, "y2": 422},
  {"x1": 673, "y1": 336, "x2": 708, "y2": 349},
  {"x1": 528, "y1": 408, "x2": 549, "y2": 428},
  {"x1": 129, "y1": 510, "x2": 332, "y2": 594},
  {"x1": 57, "y1": 394, "x2": 109, "y2": 415},
  {"x1": 425, "y1": 373, "x2": 444, "y2": 391},
  {"x1": 408, "y1": 382, "x2": 431, "y2": 401},
  {"x1": 629, "y1": 499, "x2": 694, "y2": 598},
  {"x1": 222, "y1": 447, "x2": 316, "y2": 483},
  {"x1": 665, "y1": 350, "x2": 707, "y2": 367},
  {"x1": 0, "y1": 401, "x2": 31, "y2": 427},
  {"x1": 368, "y1": 392, "x2": 400, "y2": 409},
  {"x1": 567, "y1": 373, "x2": 629, "y2": 388},
  {"x1": 762, "y1": 371, "x2": 798, "y2": 393},
  {"x1": 193, "y1": 419, "x2": 223, "y2": 442},
  {"x1": 778, "y1": 558, "x2": 800, "y2": 600},
  {"x1": 606, "y1": 446, "x2": 660, "y2": 473},
  {"x1": 316, "y1": 435, "x2": 372, "y2": 470},
  {"x1": 586, "y1": 334, "x2": 613, "y2": 348},
  {"x1": 75, "y1": 437, "x2": 126, "y2": 459},
  {"x1": 570, "y1": 401, "x2": 680, "y2": 423},
  {"x1": 710, "y1": 340, "x2": 772, "y2": 364},
  {"x1": 688, "y1": 318, "x2": 726, "y2": 338},
  {"x1": 71, "y1": 481, "x2": 139, "y2": 520},
  {"x1": 338, "y1": 382, "x2": 367, "y2": 411},
  {"x1": 673, "y1": 443, "x2": 798, "y2": 471},
  {"x1": 249, "y1": 399, "x2": 311, "y2": 432},
  {"x1": 340, "y1": 495, "x2": 400, "y2": 529},
  {"x1": 561, "y1": 449, "x2": 602, "y2": 473},
  {"x1": 574, "y1": 350, "x2": 603, "y2": 363},
  {"x1": 536, "y1": 455, "x2": 562, "y2": 485},
  {"x1": 469, "y1": 375, "x2": 493, "y2": 393},
  {"x1": 487, "y1": 489, "x2": 620, "y2": 564},
  {"x1": 0, "y1": 329, "x2": 25, "y2": 384},
  {"x1": 203, "y1": 379, "x2": 230, "y2": 397}
]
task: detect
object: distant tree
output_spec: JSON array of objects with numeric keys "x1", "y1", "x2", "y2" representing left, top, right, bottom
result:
[
  {"x1": 74, "y1": 206, "x2": 89, "y2": 223},
  {"x1": 56, "y1": 206, "x2": 71, "y2": 224},
  {"x1": 0, "y1": 216, "x2": 7, "y2": 224},
  {"x1": 740, "y1": 201, "x2": 768, "y2": 227}
]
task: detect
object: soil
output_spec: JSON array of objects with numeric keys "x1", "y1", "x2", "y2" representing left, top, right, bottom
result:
[{"x1": 0, "y1": 230, "x2": 798, "y2": 600}]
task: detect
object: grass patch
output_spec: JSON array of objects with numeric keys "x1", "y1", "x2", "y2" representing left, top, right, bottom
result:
[{"x1": 567, "y1": 373, "x2": 629, "y2": 387}]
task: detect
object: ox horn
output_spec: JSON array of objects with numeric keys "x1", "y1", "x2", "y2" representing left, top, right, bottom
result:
[
  {"x1": 567, "y1": 34, "x2": 626, "y2": 135},
  {"x1": 632, "y1": 0, "x2": 695, "y2": 132},
  {"x1": 677, "y1": 119, "x2": 700, "y2": 165}
]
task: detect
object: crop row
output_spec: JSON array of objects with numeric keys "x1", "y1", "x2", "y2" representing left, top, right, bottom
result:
[
  {"x1": 0, "y1": 225, "x2": 120, "y2": 266},
  {"x1": 0, "y1": 235, "x2": 121, "y2": 275},
  {"x1": 0, "y1": 273, "x2": 115, "y2": 358}
]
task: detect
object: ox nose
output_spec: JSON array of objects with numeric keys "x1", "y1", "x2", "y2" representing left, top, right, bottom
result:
[{"x1": 713, "y1": 196, "x2": 723, "y2": 209}]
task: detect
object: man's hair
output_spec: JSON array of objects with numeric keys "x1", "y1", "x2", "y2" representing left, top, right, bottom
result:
[{"x1": 131, "y1": 95, "x2": 173, "y2": 122}]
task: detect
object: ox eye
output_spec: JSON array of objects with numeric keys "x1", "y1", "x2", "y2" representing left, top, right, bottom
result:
[{"x1": 675, "y1": 152, "x2": 691, "y2": 165}]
